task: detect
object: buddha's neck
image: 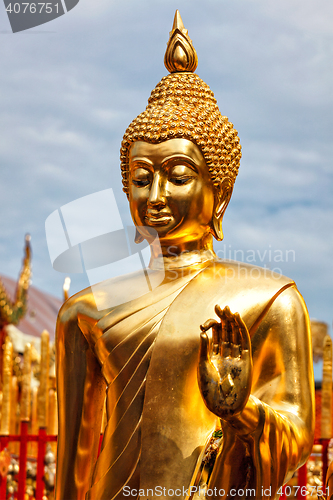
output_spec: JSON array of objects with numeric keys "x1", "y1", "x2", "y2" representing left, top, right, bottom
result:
[{"x1": 149, "y1": 234, "x2": 216, "y2": 270}]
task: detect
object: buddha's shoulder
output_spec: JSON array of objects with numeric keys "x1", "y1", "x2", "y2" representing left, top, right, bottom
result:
[
  {"x1": 57, "y1": 269, "x2": 152, "y2": 324},
  {"x1": 199, "y1": 260, "x2": 306, "y2": 323},
  {"x1": 204, "y1": 259, "x2": 294, "y2": 289},
  {"x1": 57, "y1": 285, "x2": 102, "y2": 325}
]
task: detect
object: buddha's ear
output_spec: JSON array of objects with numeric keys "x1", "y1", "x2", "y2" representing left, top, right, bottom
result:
[{"x1": 211, "y1": 178, "x2": 233, "y2": 241}]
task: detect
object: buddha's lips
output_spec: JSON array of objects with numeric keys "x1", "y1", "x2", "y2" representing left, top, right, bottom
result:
[{"x1": 145, "y1": 211, "x2": 173, "y2": 225}]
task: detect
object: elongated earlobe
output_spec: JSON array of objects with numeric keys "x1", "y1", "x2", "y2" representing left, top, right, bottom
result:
[
  {"x1": 211, "y1": 216, "x2": 223, "y2": 241},
  {"x1": 135, "y1": 228, "x2": 144, "y2": 244},
  {"x1": 210, "y1": 179, "x2": 233, "y2": 241}
]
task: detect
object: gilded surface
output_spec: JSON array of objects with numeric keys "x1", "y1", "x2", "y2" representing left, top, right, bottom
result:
[
  {"x1": 0, "y1": 234, "x2": 31, "y2": 327},
  {"x1": 38, "y1": 330, "x2": 50, "y2": 428},
  {"x1": 321, "y1": 336, "x2": 332, "y2": 439},
  {"x1": 1, "y1": 338, "x2": 13, "y2": 434},
  {"x1": 55, "y1": 11, "x2": 314, "y2": 500},
  {"x1": 21, "y1": 343, "x2": 32, "y2": 421}
]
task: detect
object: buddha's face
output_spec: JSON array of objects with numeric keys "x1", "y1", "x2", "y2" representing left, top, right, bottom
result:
[{"x1": 128, "y1": 138, "x2": 215, "y2": 248}]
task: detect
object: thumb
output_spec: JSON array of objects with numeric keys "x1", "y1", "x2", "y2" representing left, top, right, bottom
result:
[{"x1": 199, "y1": 331, "x2": 210, "y2": 361}]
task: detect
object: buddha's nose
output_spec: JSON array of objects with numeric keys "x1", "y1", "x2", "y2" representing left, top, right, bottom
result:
[{"x1": 148, "y1": 172, "x2": 166, "y2": 207}]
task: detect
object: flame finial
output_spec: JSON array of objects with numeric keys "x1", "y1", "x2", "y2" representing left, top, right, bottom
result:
[{"x1": 164, "y1": 10, "x2": 198, "y2": 73}]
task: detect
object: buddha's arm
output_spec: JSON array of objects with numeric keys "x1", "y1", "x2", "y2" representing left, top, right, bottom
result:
[
  {"x1": 55, "y1": 297, "x2": 106, "y2": 500},
  {"x1": 209, "y1": 286, "x2": 315, "y2": 496}
]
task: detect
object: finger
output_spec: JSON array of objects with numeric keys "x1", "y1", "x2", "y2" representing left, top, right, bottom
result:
[
  {"x1": 212, "y1": 323, "x2": 220, "y2": 355},
  {"x1": 230, "y1": 316, "x2": 239, "y2": 345},
  {"x1": 200, "y1": 319, "x2": 218, "y2": 332},
  {"x1": 223, "y1": 306, "x2": 234, "y2": 344},
  {"x1": 218, "y1": 310, "x2": 231, "y2": 357},
  {"x1": 199, "y1": 331, "x2": 210, "y2": 362},
  {"x1": 223, "y1": 305, "x2": 231, "y2": 316},
  {"x1": 234, "y1": 313, "x2": 250, "y2": 351},
  {"x1": 214, "y1": 304, "x2": 224, "y2": 319},
  {"x1": 230, "y1": 322, "x2": 241, "y2": 358},
  {"x1": 219, "y1": 309, "x2": 228, "y2": 344}
]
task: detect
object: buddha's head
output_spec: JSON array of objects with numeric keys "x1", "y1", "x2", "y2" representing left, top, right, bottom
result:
[{"x1": 120, "y1": 11, "x2": 241, "y2": 248}]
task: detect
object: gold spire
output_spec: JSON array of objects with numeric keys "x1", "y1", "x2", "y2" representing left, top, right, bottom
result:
[
  {"x1": 164, "y1": 10, "x2": 198, "y2": 73},
  {"x1": 0, "y1": 234, "x2": 31, "y2": 326}
]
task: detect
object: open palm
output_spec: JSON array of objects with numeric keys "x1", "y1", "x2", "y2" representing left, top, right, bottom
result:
[{"x1": 198, "y1": 305, "x2": 252, "y2": 419}]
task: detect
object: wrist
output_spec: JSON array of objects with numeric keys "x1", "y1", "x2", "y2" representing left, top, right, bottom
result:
[{"x1": 222, "y1": 395, "x2": 265, "y2": 435}]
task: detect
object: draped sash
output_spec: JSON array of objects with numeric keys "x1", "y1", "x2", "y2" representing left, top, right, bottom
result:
[{"x1": 85, "y1": 266, "x2": 209, "y2": 500}]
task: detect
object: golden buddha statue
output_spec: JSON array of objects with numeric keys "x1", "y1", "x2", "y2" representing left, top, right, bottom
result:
[{"x1": 55, "y1": 12, "x2": 314, "y2": 500}]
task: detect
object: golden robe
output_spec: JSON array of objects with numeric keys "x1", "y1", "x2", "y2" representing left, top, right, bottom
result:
[{"x1": 55, "y1": 260, "x2": 314, "y2": 500}]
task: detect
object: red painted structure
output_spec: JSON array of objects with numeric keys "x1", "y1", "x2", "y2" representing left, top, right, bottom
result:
[
  {"x1": 0, "y1": 434, "x2": 329, "y2": 499},
  {"x1": 0, "y1": 425, "x2": 57, "y2": 500}
]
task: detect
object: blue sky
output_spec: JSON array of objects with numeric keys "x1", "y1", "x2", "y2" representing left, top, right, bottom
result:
[{"x1": 0, "y1": 0, "x2": 332, "y2": 379}]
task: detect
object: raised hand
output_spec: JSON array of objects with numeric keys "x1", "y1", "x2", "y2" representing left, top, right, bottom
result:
[{"x1": 198, "y1": 305, "x2": 252, "y2": 419}]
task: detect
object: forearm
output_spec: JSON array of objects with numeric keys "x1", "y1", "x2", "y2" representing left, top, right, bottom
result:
[
  {"x1": 55, "y1": 304, "x2": 106, "y2": 500},
  {"x1": 223, "y1": 393, "x2": 313, "y2": 480},
  {"x1": 210, "y1": 395, "x2": 313, "y2": 499}
]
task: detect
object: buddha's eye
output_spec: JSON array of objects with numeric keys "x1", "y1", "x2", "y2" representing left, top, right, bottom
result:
[
  {"x1": 132, "y1": 179, "x2": 150, "y2": 187},
  {"x1": 169, "y1": 164, "x2": 195, "y2": 186},
  {"x1": 169, "y1": 176, "x2": 192, "y2": 186},
  {"x1": 131, "y1": 167, "x2": 151, "y2": 187}
]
